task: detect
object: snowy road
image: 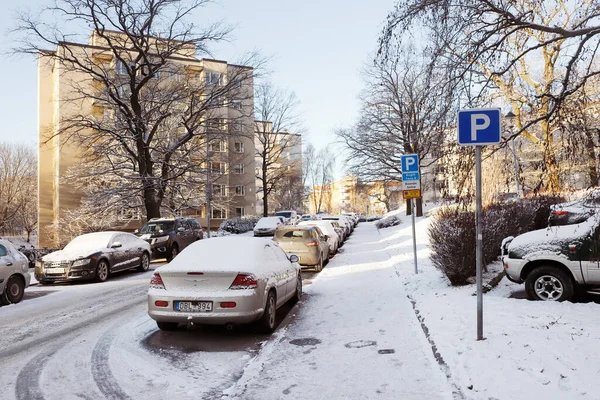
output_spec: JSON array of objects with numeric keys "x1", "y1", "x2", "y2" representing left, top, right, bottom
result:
[{"x1": 0, "y1": 263, "x2": 303, "y2": 400}]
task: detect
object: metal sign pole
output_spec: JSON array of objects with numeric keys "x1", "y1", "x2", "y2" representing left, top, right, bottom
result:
[
  {"x1": 475, "y1": 146, "x2": 483, "y2": 340},
  {"x1": 411, "y1": 198, "x2": 418, "y2": 274}
]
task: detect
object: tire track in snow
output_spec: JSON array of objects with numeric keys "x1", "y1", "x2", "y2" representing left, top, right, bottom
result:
[
  {"x1": 15, "y1": 346, "x2": 63, "y2": 400},
  {"x1": 91, "y1": 329, "x2": 132, "y2": 400}
]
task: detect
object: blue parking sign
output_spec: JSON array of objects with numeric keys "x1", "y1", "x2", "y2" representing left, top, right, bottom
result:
[
  {"x1": 457, "y1": 108, "x2": 502, "y2": 146},
  {"x1": 401, "y1": 154, "x2": 419, "y2": 173}
]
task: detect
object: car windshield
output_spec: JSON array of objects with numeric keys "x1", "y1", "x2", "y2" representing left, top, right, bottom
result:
[
  {"x1": 275, "y1": 229, "x2": 310, "y2": 240},
  {"x1": 275, "y1": 211, "x2": 292, "y2": 219},
  {"x1": 64, "y1": 233, "x2": 112, "y2": 250},
  {"x1": 140, "y1": 221, "x2": 174, "y2": 234}
]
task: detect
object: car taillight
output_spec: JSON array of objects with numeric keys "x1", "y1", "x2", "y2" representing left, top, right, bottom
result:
[
  {"x1": 155, "y1": 300, "x2": 168, "y2": 307},
  {"x1": 552, "y1": 211, "x2": 568, "y2": 215},
  {"x1": 150, "y1": 273, "x2": 166, "y2": 289},
  {"x1": 305, "y1": 240, "x2": 319, "y2": 247},
  {"x1": 229, "y1": 274, "x2": 258, "y2": 290},
  {"x1": 220, "y1": 302, "x2": 237, "y2": 308}
]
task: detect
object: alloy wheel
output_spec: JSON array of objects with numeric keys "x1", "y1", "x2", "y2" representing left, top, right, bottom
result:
[{"x1": 534, "y1": 275, "x2": 563, "y2": 300}]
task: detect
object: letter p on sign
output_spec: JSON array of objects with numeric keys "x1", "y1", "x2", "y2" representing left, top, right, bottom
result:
[{"x1": 457, "y1": 108, "x2": 501, "y2": 146}]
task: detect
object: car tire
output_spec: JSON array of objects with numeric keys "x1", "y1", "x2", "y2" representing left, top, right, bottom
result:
[
  {"x1": 96, "y1": 260, "x2": 110, "y2": 282},
  {"x1": 1, "y1": 275, "x2": 25, "y2": 304},
  {"x1": 166, "y1": 244, "x2": 178, "y2": 263},
  {"x1": 157, "y1": 321, "x2": 178, "y2": 331},
  {"x1": 290, "y1": 274, "x2": 302, "y2": 304},
  {"x1": 258, "y1": 290, "x2": 277, "y2": 333},
  {"x1": 137, "y1": 252, "x2": 150, "y2": 272},
  {"x1": 314, "y1": 255, "x2": 323, "y2": 272},
  {"x1": 525, "y1": 266, "x2": 574, "y2": 302}
]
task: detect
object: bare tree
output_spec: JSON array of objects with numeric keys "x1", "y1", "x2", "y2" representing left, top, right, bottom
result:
[
  {"x1": 306, "y1": 146, "x2": 335, "y2": 214},
  {"x1": 337, "y1": 46, "x2": 454, "y2": 214},
  {"x1": 15, "y1": 0, "x2": 259, "y2": 224},
  {"x1": 0, "y1": 143, "x2": 36, "y2": 236},
  {"x1": 255, "y1": 83, "x2": 303, "y2": 216},
  {"x1": 380, "y1": 0, "x2": 600, "y2": 192}
]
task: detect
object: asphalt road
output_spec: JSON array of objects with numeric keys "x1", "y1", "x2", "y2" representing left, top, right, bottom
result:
[{"x1": 0, "y1": 261, "x2": 321, "y2": 400}]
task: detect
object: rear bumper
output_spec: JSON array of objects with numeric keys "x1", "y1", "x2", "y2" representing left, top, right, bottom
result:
[
  {"x1": 282, "y1": 249, "x2": 319, "y2": 266},
  {"x1": 148, "y1": 289, "x2": 266, "y2": 325}
]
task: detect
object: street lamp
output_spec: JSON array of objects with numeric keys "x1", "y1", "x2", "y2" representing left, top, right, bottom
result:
[{"x1": 505, "y1": 111, "x2": 523, "y2": 197}]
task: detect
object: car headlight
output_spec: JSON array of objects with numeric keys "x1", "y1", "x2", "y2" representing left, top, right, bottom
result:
[
  {"x1": 155, "y1": 236, "x2": 169, "y2": 243},
  {"x1": 72, "y1": 259, "x2": 91, "y2": 267}
]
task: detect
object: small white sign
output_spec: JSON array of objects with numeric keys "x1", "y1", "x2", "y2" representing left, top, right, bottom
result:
[{"x1": 402, "y1": 180, "x2": 421, "y2": 190}]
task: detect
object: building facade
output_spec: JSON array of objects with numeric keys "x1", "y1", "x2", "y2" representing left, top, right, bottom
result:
[{"x1": 38, "y1": 30, "x2": 256, "y2": 246}]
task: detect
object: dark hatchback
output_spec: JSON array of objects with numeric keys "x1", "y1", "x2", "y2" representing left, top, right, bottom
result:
[
  {"x1": 135, "y1": 218, "x2": 200, "y2": 262},
  {"x1": 548, "y1": 191, "x2": 600, "y2": 226}
]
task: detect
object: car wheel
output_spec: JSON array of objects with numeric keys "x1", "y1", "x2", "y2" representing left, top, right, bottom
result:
[
  {"x1": 314, "y1": 255, "x2": 323, "y2": 272},
  {"x1": 258, "y1": 291, "x2": 277, "y2": 333},
  {"x1": 137, "y1": 252, "x2": 150, "y2": 272},
  {"x1": 290, "y1": 274, "x2": 302, "y2": 304},
  {"x1": 525, "y1": 266, "x2": 574, "y2": 302},
  {"x1": 96, "y1": 260, "x2": 110, "y2": 282},
  {"x1": 1, "y1": 275, "x2": 25, "y2": 304},
  {"x1": 28, "y1": 253, "x2": 36, "y2": 267},
  {"x1": 166, "y1": 244, "x2": 178, "y2": 262},
  {"x1": 157, "y1": 321, "x2": 178, "y2": 331}
]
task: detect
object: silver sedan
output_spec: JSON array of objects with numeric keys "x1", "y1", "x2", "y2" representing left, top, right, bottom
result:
[
  {"x1": 148, "y1": 237, "x2": 301, "y2": 333},
  {"x1": 0, "y1": 239, "x2": 31, "y2": 305}
]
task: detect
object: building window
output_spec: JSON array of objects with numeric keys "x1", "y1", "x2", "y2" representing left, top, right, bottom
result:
[
  {"x1": 232, "y1": 163, "x2": 245, "y2": 174},
  {"x1": 234, "y1": 207, "x2": 245, "y2": 217},
  {"x1": 211, "y1": 206, "x2": 227, "y2": 219},
  {"x1": 231, "y1": 77, "x2": 242, "y2": 89},
  {"x1": 231, "y1": 99, "x2": 242, "y2": 110},
  {"x1": 205, "y1": 71, "x2": 223, "y2": 86},
  {"x1": 234, "y1": 141, "x2": 245, "y2": 153},
  {"x1": 207, "y1": 118, "x2": 227, "y2": 132},
  {"x1": 115, "y1": 60, "x2": 135, "y2": 75},
  {"x1": 209, "y1": 139, "x2": 227, "y2": 153},
  {"x1": 234, "y1": 185, "x2": 245, "y2": 196},
  {"x1": 210, "y1": 162, "x2": 227, "y2": 175},
  {"x1": 212, "y1": 184, "x2": 227, "y2": 197}
]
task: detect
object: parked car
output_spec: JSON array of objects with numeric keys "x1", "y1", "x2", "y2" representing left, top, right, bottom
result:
[
  {"x1": 548, "y1": 191, "x2": 600, "y2": 226},
  {"x1": 0, "y1": 239, "x2": 31, "y2": 305},
  {"x1": 35, "y1": 232, "x2": 151, "y2": 284},
  {"x1": 186, "y1": 218, "x2": 204, "y2": 240},
  {"x1": 502, "y1": 215, "x2": 600, "y2": 302},
  {"x1": 136, "y1": 217, "x2": 199, "y2": 261},
  {"x1": 322, "y1": 215, "x2": 353, "y2": 236},
  {"x1": 274, "y1": 210, "x2": 299, "y2": 225},
  {"x1": 253, "y1": 216, "x2": 284, "y2": 237},
  {"x1": 273, "y1": 226, "x2": 329, "y2": 271},
  {"x1": 358, "y1": 215, "x2": 367, "y2": 223},
  {"x1": 297, "y1": 220, "x2": 340, "y2": 256},
  {"x1": 5, "y1": 237, "x2": 37, "y2": 267},
  {"x1": 148, "y1": 237, "x2": 302, "y2": 332}
]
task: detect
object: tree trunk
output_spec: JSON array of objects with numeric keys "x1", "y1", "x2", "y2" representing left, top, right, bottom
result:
[
  {"x1": 406, "y1": 199, "x2": 412, "y2": 215},
  {"x1": 416, "y1": 197, "x2": 423, "y2": 217},
  {"x1": 543, "y1": 146, "x2": 560, "y2": 193},
  {"x1": 144, "y1": 187, "x2": 162, "y2": 220},
  {"x1": 585, "y1": 129, "x2": 598, "y2": 187},
  {"x1": 263, "y1": 184, "x2": 269, "y2": 217}
]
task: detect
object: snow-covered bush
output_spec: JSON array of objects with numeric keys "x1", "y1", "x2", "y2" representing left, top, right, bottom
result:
[
  {"x1": 429, "y1": 195, "x2": 564, "y2": 286},
  {"x1": 375, "y1": 215, "x2": 401, "y2": 229},
  {"x1": 219, "y1": 215, "x2": 261, "y2": 234}
]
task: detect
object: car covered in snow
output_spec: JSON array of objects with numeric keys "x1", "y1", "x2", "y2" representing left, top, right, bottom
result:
[
  {"x1": 548, "y1": 190, "x2": 600, "y2": 226},
  {"x1": 502, "y1": 215, "x2": 600, "y2": 301},
  {"x1": 253, "y1": 216, "x2": 285, "y2": 237},
  {"x1": 0, "y1": 239, "x2": 31, "y2": 305},
  {"x1": 36, "y1": 232, "x2": 151, "y2": 284},
  {"x1": 147, "y1": 237, "x2": 302, "y2": 332},
  {"x1": 297, "y1": 220, "x2": 340, "y2": 256}
]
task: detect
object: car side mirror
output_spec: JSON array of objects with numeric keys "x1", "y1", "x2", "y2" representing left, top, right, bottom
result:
[
  {"x1": 111, "y1": 242, "x2": 122, "y2": 248},
  {"x1": 289, "y1": 254, "x2": 299, "y2": 263}
]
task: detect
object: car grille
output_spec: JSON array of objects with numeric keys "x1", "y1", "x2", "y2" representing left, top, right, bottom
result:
[{"x1": 45, "y1": 261, "x2": 71, "y2": 268}]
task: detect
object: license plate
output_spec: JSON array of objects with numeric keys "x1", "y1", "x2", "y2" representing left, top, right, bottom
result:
[
  {"x1": 175, "y1": 301, "x2": 213, "y2": 312},
  {"x1": 46, "y1": 268, "x2": 65, "y2": 274}
]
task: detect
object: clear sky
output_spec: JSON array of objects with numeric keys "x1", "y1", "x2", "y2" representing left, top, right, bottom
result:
[{"x1": 0, "y1": 0, "x2": 395, "y2": 161}]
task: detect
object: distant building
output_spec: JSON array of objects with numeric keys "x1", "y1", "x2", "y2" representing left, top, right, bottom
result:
[{"x1": 38, "y1": 30, "x2": 256, "y2": 246}]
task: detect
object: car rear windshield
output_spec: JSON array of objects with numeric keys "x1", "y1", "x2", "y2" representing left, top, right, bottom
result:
[
  {"x1": 276, "y1": 230, "x2": 310, "y2": 240},
  {"x1": 275, "y1": 211, "x2": 293, "y2": 218},
  {"x1": 140, "y1": 221, "x2": 174, "y2": 234}
]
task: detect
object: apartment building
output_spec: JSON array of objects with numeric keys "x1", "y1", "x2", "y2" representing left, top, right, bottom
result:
[{"x1": 38, "y1": 30, "x2": 256, "y2": 246}]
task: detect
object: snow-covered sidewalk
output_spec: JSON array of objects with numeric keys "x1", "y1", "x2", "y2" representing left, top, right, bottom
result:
[{"x1": 223, "y1": 222, "x2": 455, "y2": 400}]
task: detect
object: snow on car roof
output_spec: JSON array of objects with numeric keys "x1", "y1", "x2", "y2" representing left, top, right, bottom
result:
[
  {"x1": 159, "y1": 236, "x2": 285, "y2": 277},
  {"x1": 509, "y1": 214, "x2": 600, "y2": 253}
]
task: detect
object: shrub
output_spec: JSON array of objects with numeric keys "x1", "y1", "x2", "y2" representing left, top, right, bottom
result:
[
  {"x1": 429, "y1": 195, "x2": 565, "y2": 286},
  {"x1": 219, "y1": 215, "x2": 261, "y2": 234},
  {"x1": 375, "y1": 215, "x2": 402, "y2": 229}
]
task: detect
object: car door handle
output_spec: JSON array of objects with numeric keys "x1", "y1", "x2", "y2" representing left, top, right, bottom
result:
[{"x1": 6, "y1": 262, "x2": 12, "y2": 266}]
